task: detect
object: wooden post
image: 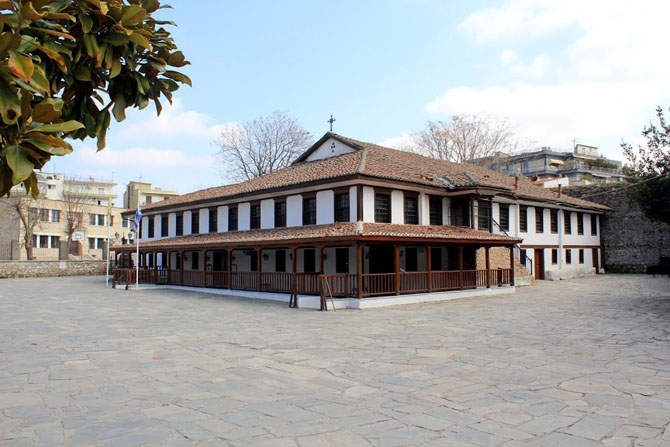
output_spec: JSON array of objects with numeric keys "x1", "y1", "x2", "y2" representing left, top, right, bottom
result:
[
  {"x1": 458, "y1": 246, "x2": 464, "y2": 289},
  {"x1": 290, "y1": 247, "x2": 297, "y2": 308},
  {"x1": 510, "y1": 245, "x2": 515, "y2": 287},
  {"x1": 318, "y1": 245, "x2": 324, "y2": 275},
  {"x1": 426, "y1": 246, "x2": 432, "y2": 293},
  {"x1": 357, "y1": 243, "x2": 363, "y2": 299},
  {"x1": 394, "y1": 244, "x2": 400, "y2": 296},
  {"x1": 257, "y1": 248, "x2": 262, "y2": 292},
  {"x1": 485, "y1": 246, "x2": 491, "y2": 288},
  {"x1": 179, "y1": 250, "x2": 184, "y2": 285},
  {"x1": 167, "y1": 251, "x2": 171, "y2": 284}
]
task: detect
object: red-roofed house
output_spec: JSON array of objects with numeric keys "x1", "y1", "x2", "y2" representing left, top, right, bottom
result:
[{"x1": 113, "y1": 133, "x2": 609, "y2": 307}]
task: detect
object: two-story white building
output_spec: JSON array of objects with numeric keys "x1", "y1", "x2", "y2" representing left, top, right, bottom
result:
[{"x1": 114, "y1": 133, "x2": 608, "y2": 305}]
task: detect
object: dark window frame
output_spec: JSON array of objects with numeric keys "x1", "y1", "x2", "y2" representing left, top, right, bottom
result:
[
  {"x1": 579, "y1": 249, "x2": 585, "y2": 264},
  {"x1": 403, "y1": 193, "x2": 419, "y2": 225},
  {"x1": 148, "y1": 216, "x2": 154, "y2": 238},
  {"x1": 274, "y1": 200, "x2": 287, "y2": 228},
  {"x1": 550, "y1": 209, "x2": 558, "y2": 233},
  {"x1": 551, "y1": 248, "x2": 558, "y2": 264},
  {"x1": 565, "y1": 249, "x2": 572, "y2": 264},
  {"x1": 590, "y1": 214, "x2": 597, "y2": 235},
  {"x1": 209, "y1": 208, "x2": 217, "y2": 233},
  {"x1": 191, "y1": 211, "x2": 199, "y2": 234},
  {"x1": 577, "y1": 212, "x2": 584, "y2": 235},
  {"x1": 477, "y1": 199, "x2": 492, "y2": 232},
  {"x1": 429, "y1": 196, "x2": 443, "y2": 226},
  {"x1": 228, "y1": 206, "x2": 238, "y2": 231},
  {"x1": 302, "y1": 196, "x2": 317, "y2": 225},
  {"x1": 333, "y1": 191, "x2": 350, "y2": 223},
  {"x1": 374, "y1": 192, "x2": 392, "y2": 223},
  {"x1": 250, "y1": 203, "x2": 261, "y2": 229},
  {"x1": 499, "y1": 204, "x2": 510, "y2": 232},
  {"x1": 564, "y1": 211, "x2": 572, "y2": 234},
  {"x1": 161, "y1": 214, "x2": 169, "y2": 237},
  {"x1": 176, "y1": 213, "x2": 183, "y2": 236},
  {"x1": 519, "y1": 205, "x2": 528, "y2": 232},
  {"x1": 535, "y1": 207, "x2": 544, "y2": 233}
]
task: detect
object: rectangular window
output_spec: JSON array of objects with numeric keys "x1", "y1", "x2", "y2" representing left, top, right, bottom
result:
[
  {"x1": 89, "y1": 213, "x2": 96, "y2": 225},
  {"x1": 450, "y1": 198, "x2": 470, "y2": 227},
  {"x1": 302, "y1": 197, "x2": 317, "y2": 225},
  {"x1": 590, "y1": 214, "x2": 597, "y2": 235},
  {"x1": 274, "y1": 201, "x2": 286, "y2": 227},
  {"x1": 97, "y1": 238, "x2": 105, "y2": 250},
  {"x1": 334, "y1": 192, "x2": 350, "y2": 222},
  {"x1": 336, "y1": 248, "x2": 349, "y2": 273},
  {"x1": 148, "y1": 217, "x2": 154, "y2": 238},
  {"x1": 565, "y1": 249, "x2": 572, "y2": 264},
  {"x1": 520, "y1": 249, "x2": 527, "y2": 265},
  {"x1": 499, "y1": 204, "x2": 510, "y2": 231},
  {"x1": 39, "y1": 235, "x2": 49, "y2": 248},
  {"x1": 88, "y1": 237, "x2": 95, "y2": 250},
  {"x1": 275, "y1": 249, "x2": 286, "y2": 272},
  {"x1": 209, "y1": 208, "x2": 217, "y2": 233},
  {"x1": 577, "y1": 212, "x2": 584, "y2": 235},
  {"x1": 579, "y1": 249, "x2": 584, "y2": 264},
  {"x1": 551, "y1": 249, "x2": 558, "y2": 264},
  {"x1": 50, "y1": 236, "x2": 60, "y2": 248},
  {"x1": 97, "y1": 214, "x2": 105, "y2": 226},
  {"x1": 228, "y1": 207, "x2": 238, "y2": 231},
  {"x1": 404, "y1": 194, "x2": 418, "y2": 225},
  {"x1": 39, "y1": 208, "x2": 49, "y2": 222},
  {"x1": 550, "y1": 209, "x2": 558, "y2": 233},
  {"x1": 303, "y1": 249, "x2": 316, "y2": 273},
  {"x1": 564, "y1": 211, "x2": 572, "y2": 234},
  {"x1": 50, "y1": 209, "x2": 60, "y2": 223},
  {"x1": 519, "y1": 206, "x2": 528, "y2": 232},
  {"x1": 161, "y1": 214, "x2": 168, "y2": 237},
  {"x1": 374, "y1": 193, "x2": 391, "y2": 223},
  {"x1": 477, "y1": 200, "x2": 491, "y2": 232},
  {"x1": 176, "y1": 214, "x2": 183, "y2": 236},
  {"x1": 250, "y1": 204, "x2": 261, "y2": 229},
  {"x1": 429, "y1": 196, "x2": 443, "y2": 225},
  {"x1": 535, "y1": 207, "x2": 544, "y2": 233},
  {"x1": 191, "y1": 211, "x2": 199, "y2": 234}
]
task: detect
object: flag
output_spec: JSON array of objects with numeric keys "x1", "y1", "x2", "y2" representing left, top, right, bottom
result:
[{"x1": 135, "y1": 203, "x2": 142, "y2": 232}]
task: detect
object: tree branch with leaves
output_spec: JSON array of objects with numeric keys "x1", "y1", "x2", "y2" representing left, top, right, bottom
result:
[{"x1": 0, "y1": 0, "x2": 190, "y2": 198}]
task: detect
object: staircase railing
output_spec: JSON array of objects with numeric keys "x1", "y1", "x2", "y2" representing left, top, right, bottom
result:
[{"x1": 491, "y1": 217, "x2": 533, "y2": 276}]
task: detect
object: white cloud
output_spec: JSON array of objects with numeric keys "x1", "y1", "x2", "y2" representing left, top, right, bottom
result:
[
  {"x1": 379, "y1": 134, "x2": 416, "y2": 151},
  {"x1": 118, "y1": 99, "x2": 236, "y2": 141},
  {"x1": 74, "y1": 145, "x2": 213, "y2": 168},
  {"x1": 502, "y1": 53, "x2": 550, "y2": 77}
]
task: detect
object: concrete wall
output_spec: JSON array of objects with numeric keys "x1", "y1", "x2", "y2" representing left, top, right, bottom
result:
[{"x1": 0, "y1": 260, "x2": 107, "y2": 278}]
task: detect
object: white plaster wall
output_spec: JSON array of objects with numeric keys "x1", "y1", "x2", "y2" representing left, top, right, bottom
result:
[
  {"x1": 183, "y1": 210, "x2": 192, "y2": 235},
  {"x1": 391, "y1": 190, "x2": 404, "y2": 224},
  {"x1": 362, "y1": 186, "x2": 375, "y2": 222},
  {"x1": 305, "y1": 138, "x2": 355, "y2": 162},
  {"x1": 199, "y1": 209, "x2": 209, "y2": 234},
  {"x1": 218, "y1": 206, "x2": 228, "y2": 232},
  {"x1": 419, "y1": 193, "x2": 429, "y2": 225},
  {"x1": 168, "y1": 213, "x2": 176, "y2": 237},
  {"x1": 286, "y1": 195, "x2": 302, "y2": 227},
  {"x1": 260, "y1": 199, "x2": 274, "y2": 229},
  {"x1": 316, "y1": 190, "x2": 334, "y2": 224},
  {"x1": 322, "y1": 246, "x2": 356, "y2": 274},
  {"x1": 231, "y1": 249, "x2": 252, "y2": 272},
  {"x1": 238, "y1": 202, "x2": 250, "y2": 231},
  {"x1": 153, "y1": 215, "x2": 162, "y2": 240},
  {"x1": 349, "y1": 186, "x2": 358, "y2": 222}
]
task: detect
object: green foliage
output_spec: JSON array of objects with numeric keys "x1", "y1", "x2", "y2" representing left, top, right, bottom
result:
[
  {"x1": 0, "y1": 0, "x2": 190, "y2": 198},
  {"x1": 622, "y1": 106, "x2": 670, "y2": 224}
]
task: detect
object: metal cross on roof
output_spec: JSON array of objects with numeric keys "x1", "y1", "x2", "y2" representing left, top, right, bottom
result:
[{"x1": 327, "y1": 115, "x2": 336, "y2": 132}]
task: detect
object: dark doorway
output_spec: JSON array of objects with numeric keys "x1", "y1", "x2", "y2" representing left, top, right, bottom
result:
[
  {"x1": 592, "y1": 248, "x2": 599, "y2": 273},
  {"x1": 335, "y1": 248, "x2": 349, "y2": 273},
  {"x1": 275, "y1": 249, "x2": 286, "y2": 272},
  {"x1": 405, "y1": 247, "x2": 418, "y2": 272},
  {"x1": 212, "y1": 250, "x2": 225, "y2": 271},
  {"x1": 368, "y1": 245, "x2": 395, "y2": 273},
  {"x1": 534, "y1": 248, "x2": 545, "y2": 280},
  {"x1": 431, "y1": 247, "x2": 443, "y2": 271},
  {"x1": 303, "y1": 248, "x2": 316, "y2": 273}
]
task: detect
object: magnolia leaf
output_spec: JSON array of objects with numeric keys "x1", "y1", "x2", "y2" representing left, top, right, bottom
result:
[
  {"x1": 167, "y1": 51, "x2": 189, "y2": 67},
  {"x1": 164, "y1": 70, "x2": 192, "y2": 87},
  {"x1": 32, "y1": 102, "x2": 62, "y2": 123},
  {"x1": 102, "y1": 32, "x2": 130, "y2": 46},
  {"x1": 96, "y1": 109, "x2": 111, "y2": 150},
  {"x1": 0, "y1": 82, "x2": 21, "y2": 125},
  {"x1": 0, "y1": 32, "x2": 14, "y2": 56},
  {"x1": 8, "y1": 51, "x2": 34, "y2": 82},
  {"x1": 0, "y1": 1, "x2": 16, "y2": 9},
  {"x1": 20, "y1": 2, "x2": 46, "y2": 21},
  {"x1": 83, "y1": 34, "x2": 99, "y2": 58},
  {"x1": 26, "y1": 132, "x2": 68, "y2": 148},
  {"x1": 33, "y1": 43, "x2": 66, "y2": 69},
  {"x1": 28, "y1": 26, "x2": 76, "y2": 41},
  {"x1": 121, "y1": 5, "x2": 147, "y2": 26},
  {"x1": 112, "y1": 95, "x2": 127, "y2": 122},
  {"x1": 72, "y1": 64, "x2": 91, "y2": 81},
  {"x1": 110, "y1": 57, "x2": 122, "y2": 78},
  {"x1": 5, "y1": 144, "x2": 34, "y2": 184},
  {"x1": 20, "y1": 89, "x2": 33, "y2": 121},
  {"x1": 129, "y1": 32, "x2": 152, "y2": 51},
  {"x1": 80, "y1": 14, "x2": 93, "y2": 34},
  {"x1": 29, "y1": 66, "x2": 50, "y2": 94},
  {"x1": 27, "y1": 120, "x2": 85, "y2": 133},
  {"x1": 24, "y1": 137, "x2": 72, "y2": 156}
]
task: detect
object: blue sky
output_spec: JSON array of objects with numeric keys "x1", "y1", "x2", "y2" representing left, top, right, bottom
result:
[{"x1": 57, "y1": 0, "x2": 670, "y2": 206}]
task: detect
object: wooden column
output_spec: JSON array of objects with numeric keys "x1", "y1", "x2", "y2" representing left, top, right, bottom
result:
[
  {"x1": 201, "y1": 249, "x2": 207, "y2": 287},
  {"x1": 318, "y1": 245, "x2": 324, "y2": 275},
  {"x1": 257, "y1": 248, "x2": 262, "y2": 292},
  {"x1": 167, "y1": 251, "x2": 171, "y2": 284},
  {"x1": 509, "y1": 245, "x2": 515, "y2": 287},
  {"x1": 179, "y1": 250, "x2": 184, "y2": 285},
  {"x1": 394, "y1": 244, "x2": 400, "y2": 296},
  {"x1": 458, "y1": 246, "x2": 464, "y2": 289},
  {"x1": 290, "y1": 247, "x2": 298, "y2": 308},
  {"x1": 357, "y1": 243, "x2": 363, "y2": 299},
  {"x1": 426, "y1": 246, "x2": 432, "y2": 293},
  {"x1": 227, "y1": 249, "x2": 233, "y2": 289},
  {"x1": 485, "y1": 246, "x2": 491, "y2": 288}
]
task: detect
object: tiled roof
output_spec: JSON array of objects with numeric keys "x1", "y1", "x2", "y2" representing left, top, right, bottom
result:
[
  {"x1": 112, "y1": 222, "x2": 519, "y2": 250},
  {"x1": 138, "y1": 132, "x2": 609, "y2": 213}
]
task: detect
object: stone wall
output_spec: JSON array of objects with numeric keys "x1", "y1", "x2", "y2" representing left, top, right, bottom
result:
[
  {"x1": 475, "y1": 247, "x2": 534, "y2": 286},
  {"x1": 562, "y1": 184, "x2": 670, "y2": 272},
  {"x1": 0, "y1": 260, "x2": 107, "y2": 279}
]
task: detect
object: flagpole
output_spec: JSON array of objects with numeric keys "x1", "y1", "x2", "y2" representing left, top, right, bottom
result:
[{"x1": 136, "y1": 189, "x2": 140, "y2": 292}]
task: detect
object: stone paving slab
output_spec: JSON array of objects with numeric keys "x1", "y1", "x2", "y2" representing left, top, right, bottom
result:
[{"x1": 0, "y1": 274, "x2": 669, "y2": 446}]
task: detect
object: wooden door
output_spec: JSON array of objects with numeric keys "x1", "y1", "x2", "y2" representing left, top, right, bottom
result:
[{"x1": 534, "y1": 249, "x2": 545, "y2": 280}]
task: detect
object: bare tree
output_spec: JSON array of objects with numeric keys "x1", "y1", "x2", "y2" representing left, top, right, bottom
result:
[
  {"x1": 215, "y1": 111, "x2": 313, "y2": 182},
  {"x1": 0, "y1": 195, "x2": 40, "y2": 260},
  {"x1": 61, "y1": 181, "x2": 89, "y2": 254},
  {"x1": 411, "y1": 114, "x2": 520, "y2": 163}
]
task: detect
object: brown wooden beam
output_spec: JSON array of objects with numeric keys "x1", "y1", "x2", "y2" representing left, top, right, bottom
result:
[
  {"x1": 510, "y1": 245, "x2": 515, "y2": 287},
  {"x1": 357, "y1": 243, "x2": 363, "y2": 299}
]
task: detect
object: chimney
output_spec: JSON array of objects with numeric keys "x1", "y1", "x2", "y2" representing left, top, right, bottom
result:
[
  {"x1": 514, "y1": 176, "x2": 519, "y2": 190},
  {"x1": 558, "y1": 184, "x2": 562, "y2": 198}
]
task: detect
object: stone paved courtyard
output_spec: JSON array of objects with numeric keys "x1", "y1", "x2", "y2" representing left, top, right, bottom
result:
[{"x1": 0, "y1": 274, "x2": 669, "y2": 446}]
